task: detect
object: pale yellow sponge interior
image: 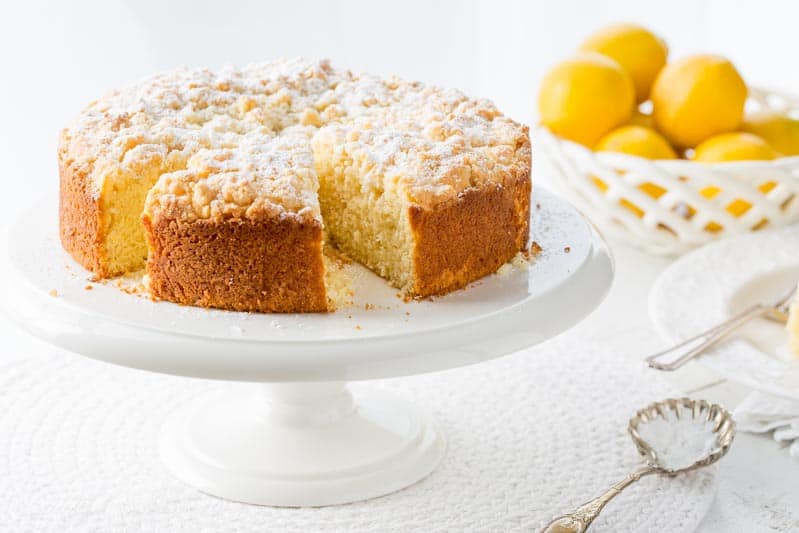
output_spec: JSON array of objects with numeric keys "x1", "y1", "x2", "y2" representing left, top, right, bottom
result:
[
  {"x1": 312, "y1": 133, "x2": 416, "y2": 293},
  {"x1": 101, "y1": 167, "x2": 166, "y2": 276},
  {"x1": 322, "y1": 250, "x2": 353, "y2": 311}
]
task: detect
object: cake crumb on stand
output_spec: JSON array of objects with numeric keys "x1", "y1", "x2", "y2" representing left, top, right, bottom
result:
[{"x1": 496, "y1": 250, "x2": 533, "y2": 278}]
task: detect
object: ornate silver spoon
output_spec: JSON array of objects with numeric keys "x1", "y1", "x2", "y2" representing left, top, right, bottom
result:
[{"x1": 542, "y1": 398, "x2": 735, "y2": 533}]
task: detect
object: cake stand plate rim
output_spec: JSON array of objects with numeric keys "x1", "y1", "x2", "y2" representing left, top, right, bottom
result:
[{"x1": 1, "y1": 187, "x2": 614, "y2": 381}]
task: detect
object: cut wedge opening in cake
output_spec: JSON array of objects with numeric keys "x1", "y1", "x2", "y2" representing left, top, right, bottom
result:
[
  {"x1": 313, "y1": 125, "x2": 417, "y2": 293},
  {"x1": 100, "y1": 148, "x2": 176, "y2": 277},
  {"x1": 58, "y1": 59, "x2": 532, "y2": 313}
]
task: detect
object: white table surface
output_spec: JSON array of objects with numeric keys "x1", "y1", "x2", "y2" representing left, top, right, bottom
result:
[
  {"x1": 2, "y1": 3, "x2": 797, "y2": 526},
  {"x1": 1, "y1": 230, "x2": 797, "y2": 531}
]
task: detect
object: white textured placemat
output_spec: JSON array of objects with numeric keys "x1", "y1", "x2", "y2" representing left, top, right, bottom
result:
[{"x1": 0, "y1": 336, "x2": 715, "y2": 532}]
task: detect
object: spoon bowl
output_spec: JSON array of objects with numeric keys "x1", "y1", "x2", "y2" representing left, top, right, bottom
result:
[{"x1": 629, "y1": 397, "x2": 735, "y2": 475}]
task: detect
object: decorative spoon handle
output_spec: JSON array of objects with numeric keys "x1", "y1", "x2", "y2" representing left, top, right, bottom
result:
[
  {"x1": 645, "y1": 304, "x2": 768, "y2": 371},
  {"x1": 541, "y1": 466, "x2": 657, "y2": 533}
]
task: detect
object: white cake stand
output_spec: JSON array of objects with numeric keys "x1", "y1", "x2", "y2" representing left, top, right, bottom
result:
[{"x1": 0, "y1": 188, "x2": 613, "y2": 507}]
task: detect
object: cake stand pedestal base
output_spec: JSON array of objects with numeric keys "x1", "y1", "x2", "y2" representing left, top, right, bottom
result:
[{"x1": 159, "y1": 381, "x2": 445, "y2": 507}]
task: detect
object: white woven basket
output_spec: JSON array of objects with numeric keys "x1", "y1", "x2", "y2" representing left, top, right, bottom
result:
[{"x1": 537, "y1": 88, "x2": 799, "y2": 255}]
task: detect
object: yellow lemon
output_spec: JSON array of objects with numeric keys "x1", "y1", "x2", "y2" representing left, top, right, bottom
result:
[
  {"x1": 652, "y1": 55, "x2": 747, "y2": 148},
  {"x1": 579, "y1": 23, "x2": 668, "y2": 103},
  {"x1": 596, "y1": 125, "x2": 677, "y2": 159},
  {"x1": 539, "y1": 52, "x2": 636, "y2": 147},
  {"x1": 692, "y1": 132, "x2": 780, "y2": 162},
  {"x1": 742, "y1": 111, "x2": 799, "y2": 156}
]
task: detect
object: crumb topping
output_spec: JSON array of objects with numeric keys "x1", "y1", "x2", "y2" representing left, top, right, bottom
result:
[
  {"x1": 145, "y1": 127, "x2": 320, "y2": 223},
  {"x1": 60, "y1": 58, "x2": 530, "y2": 221}
]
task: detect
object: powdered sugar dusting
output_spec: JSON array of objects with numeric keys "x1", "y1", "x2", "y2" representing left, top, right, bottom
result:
[
  {"x1": 59, "y1": 58, "x2": 530, "y2": 222},
  {"x1": 636, "y1": 410, "x2": 721, "y2": 471}
]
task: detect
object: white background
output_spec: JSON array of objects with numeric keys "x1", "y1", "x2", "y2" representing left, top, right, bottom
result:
[
  {"x1": 1, "y1": 1, "x2": 799, "y2": 530},
  {"x1": 0, "y1": 0, "x2": 797, "y2": 226}
]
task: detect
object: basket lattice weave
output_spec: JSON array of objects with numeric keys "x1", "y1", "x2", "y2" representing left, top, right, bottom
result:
[{"x1": 538, "y1": 88, "x2": 799, "y2": 255}]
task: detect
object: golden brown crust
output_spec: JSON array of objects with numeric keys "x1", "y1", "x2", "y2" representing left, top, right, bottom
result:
[
  {"x1": 408, "y1": 172, "x2": 531, "y2": 297},
  {"x1": 141, "y1": 212, "x2": 328, "y2": 313},
  {"x1": 58, "y1": 145, "x2": 107, "y2": 277}
]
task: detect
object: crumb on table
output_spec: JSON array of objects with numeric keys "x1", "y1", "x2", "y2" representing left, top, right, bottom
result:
[{"x1": 48, "y1": 289, "x2": 59, "y2": 297}]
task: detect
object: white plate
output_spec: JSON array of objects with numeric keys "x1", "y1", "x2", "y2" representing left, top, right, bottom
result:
[
  {"x1": 650, "y1": 225, "x2": 799, "y2": 401},
  {"x1": 1, "y1": 187, "x2": 613, "y2": 382}
]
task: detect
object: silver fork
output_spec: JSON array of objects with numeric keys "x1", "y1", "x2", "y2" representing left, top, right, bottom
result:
[{"x1": 646, "y1": 284, "x2": 797, "y2": 371}]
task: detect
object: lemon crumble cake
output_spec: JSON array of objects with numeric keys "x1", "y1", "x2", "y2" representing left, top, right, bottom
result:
[{"x1": 59, "y1": 59, "x2": 531, "y2": 312}]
